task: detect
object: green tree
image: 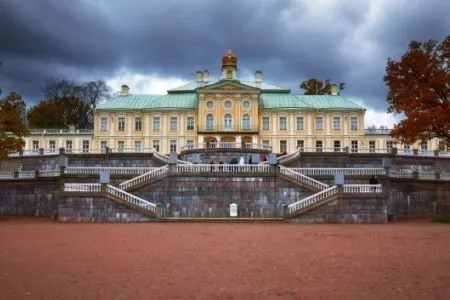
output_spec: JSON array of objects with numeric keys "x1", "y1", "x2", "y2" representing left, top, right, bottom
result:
[
  {"x1": 300, "y1": 78, "x2": 345, "y2": 95},
  {"x1": 0, "y1": 91, "x2": 29, "y2": 158},
  {"x1": 384, "y1": 35, "x2": 450, "y2": 145}
]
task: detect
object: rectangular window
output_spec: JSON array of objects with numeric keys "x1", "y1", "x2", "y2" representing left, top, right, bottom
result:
[
  {"x1": 262, "y1": 117, "x2": 270, "y2": 130},
  {"x1": 420, "y1": 141, "x2": 428, "y2": 153},
  {"x1": 186, "y1": 140, "x2": 194, "y2": 149},
  {"x1": 187, "y1": 117, "x2": 194, "y2": 131},
  {"x1": 153, "y1": 117, "x2": 160, "y2": 131},
  {"x1": 170, "y1": 116, "x2": 178, "y2": 131},
  {"x1": 351, "y1": 140, "x2": 358, "y2": 153},
  {"x1": 262, "y1": 140, "x2": 270, "y2": 150},
  {"x1": 100, "y1": 117, "x2": 108, "y2": 131},
  {"x1": 134, "y1": 141, "x2": 142, "y2": 152},
  {"x1": 316, "y1": 116, "x2": 323, "y2": 131},
  {"x1": 66, "y1": 140, "x2": 73, "y2": 153},
  {"x1": 118, "y1": 117, "x2": 125, "y2": 131},
  {"x1": 333, "y1": 140, "x2": 341, "y2": 152},
  {"x1": 297, "y1": 140, "x2": 304, "y2": 151},
  {"x1": 316, "y1": 140, "x2": 323, "y2": 152},
  {"x1": 403, "y1": 143, "x2": 411, "y2": 153},
  {"x1": 386, "y1": 141, "x2": 393, "y2": 153},
  {"x1": 135, "y1": 117, "x2": 142, "y2": 131},
  {"x1": 279, "y1": 116, "x2": 287, "y2": 130},
  {"x1": 170, "y1": 140, "x2": 177, "y2": 153},
  {"x1": 100, "y1": 141, "x2": 107, "y2": 153},
  {"x1": 279, "y1": 140, "x2": 287, "y2": 154},
  {"x1": 117, "y1": 141, "x2": 124, "y2": 152},
  {"x1": 296, "y1": 116, "x2": 304, "y2": 130},
  {"x1": 333, "y1": 116, "x2": 341, "y2": 130},
  {"x1": 369, "y1": 141, "x2": 376, "y2": 153},
  {"x1": 49, "y1": 140, "x2": 56, "y2": 152},
  {"x1": 82, "y1": 141, "x2": 89, "y2": 153},
  {"x1": 153, "y1": 140, "x2": 160, "y2": 152},
  {"x1": 350, "y1": 117, "x2": 358, "y2": 130},
  {"x1": 32, "y1": 140, "x2": 39, "y2": 152}
]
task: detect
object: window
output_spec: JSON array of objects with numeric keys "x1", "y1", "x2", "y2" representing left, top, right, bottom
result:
[
  {"x1": 49, "y1": 140, "x2": 56, "y2": 152},
  {"x1": 186, "y1": 140, "x2": 194, "y2": 149},
  {"x1": 153, "y1": 117, "x2": 160, "y2": 131},
  {"x1": 296, "y1": 116, "x2": 304, "y2": 130},
  {"x1": 226, "y1": 70, "x2": 232, "y2": 79},
  {"x1": 403, "y1": 143, "x2": 411, "y2": 153},
  {"x1": 135, "y1": 141, "x2": 142, "y2": 152},
  {"x1": 420, "y1": 141, "x2": 428, "y2": 153},
  {"x1": 333, "y1": 116, "x2": 341, "y2": 130},
  {"x1": 170, "y1": 140, "x2": 177, "y2": 153},
  {"x1": 66, "y1": 140, "x2": 73, "y2": 153},
  {"x1": 100, "y1": 141, "x2": 107, "y2": 153},
  {"x1": 242, "y1": 100, "x2": 250, "y2": 109},
  {"x1": 117, "y1": 141, "x2": 124, "y2": 152},
  {"x1": 297, "y1": 140, "x2": 304, "y2": 151},
  {"x1": 207, "y1": 101, "x2": 214, "y2": 109},
  {"x1": 334, "y1": 140, "x2": 341, "y2": 152},
  {"x1": 316, "y1": 116, "x2": 323, "y2": 131},
  {"x1": 224, "y1": 114, "x2": 232, "y2": 130},
  {"x1": 351, "y1": 140, "x2": 358, "y2": 153},
  {"x1": 316, "y1": 141, "x2": 323, "y2": 152},
  {"x1": 369, "y1": 141, "x2": 376, "y2": 153},
  {"x1": 153, "y1": 140, "x2": 160, "y2": 152},
  {"x1": 279, "y1": 116, "x2": 287, "y2": 130},
  {"x1": 262, "y1": 140, "x2": 270, "y2": 150},
  {"x1": 242, "y1": 114, "x2": 250, "y2": 130},
  {"x1": 118, "y1": 117, "x2": 125, "y2": 131},
  {"x1": 82, "y1": 141, "x2": 89, "y2": 153},
  {"x1": 100, "y1": 117, "x2": 108, "y2": 131},
  {"x1": 224, "y1": 101, "x2": 232, "y2": 109},
  {"x1": 170, "y1": 116, "x2": 178, "y2": 131},
  {"x1": 386, "y1": 141, "x2": 393, "y2": 153},
  {"x1": 32, "y1": 141, "x2": 39, "y2": 152},
  {"x1": 280, "y1": 140, "x2": 287, "y2": 154},
  {"x1": 206, "y1": 114, "x2": 214, "y2": 130},
  {"x1": 135, "y1": 117, "x2": 142, "y2": 131},
  {"x1": 350, "y1": 117, "x2": 358, "y2": 130},
  {"x1": 262, "y1": 117, "x2": 270, "y2": 130},
  {"x1": 187, "y1": 117, "x2": 194, "y2": 130}
]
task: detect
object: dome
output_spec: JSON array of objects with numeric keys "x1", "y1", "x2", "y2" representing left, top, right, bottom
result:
[{"x1": 222, "y1": 49, "x2": 237, "y2": 68}]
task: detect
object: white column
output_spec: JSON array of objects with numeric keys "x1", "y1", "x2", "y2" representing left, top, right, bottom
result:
[{"x1": 236, "y1": 135, "x2": 242, "y2": 148}]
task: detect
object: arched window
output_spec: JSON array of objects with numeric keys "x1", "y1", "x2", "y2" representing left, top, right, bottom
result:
[
  {"x1": 242, "y1": 114, "x2": 250, "y2": 130},
  {"x1": 206, "y1": 114, "x2": 214, "y2": 131},
  {"x1": 224, "y1": 114, "x2": 232, "y2": 131}
]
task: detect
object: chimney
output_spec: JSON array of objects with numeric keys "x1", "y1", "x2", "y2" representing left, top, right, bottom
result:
[
  {"x1": 120, "y1": 84, "x2": 130, "y2": 95},
  {"x1": 330, "y1": 84, "x2": 339, "y2": 96},
  {"x1": 202, "y1": 70, "x2": 209, "y2": 83},
  {"x1": 255, "y1": 70, "x2": 263, "y2": 82},
  {"x1": 195, "y1": 71, "x2": 203, "y2": 82}
]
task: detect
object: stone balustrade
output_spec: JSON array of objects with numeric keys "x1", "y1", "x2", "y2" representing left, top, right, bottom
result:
[{"x1": 292, "y1": 168, "x2": 387, "y2": 176}]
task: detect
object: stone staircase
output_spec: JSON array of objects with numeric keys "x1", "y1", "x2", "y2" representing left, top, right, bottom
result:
[
  {"x1": 286, "y1": 186, "x2": 339, "y2": 218},
  {"x1": 119, "y1": 165, "x2": 169, "y2": 191},
  {"x1": 278, "y1": 166, "x2": 329, "y2": 192}
]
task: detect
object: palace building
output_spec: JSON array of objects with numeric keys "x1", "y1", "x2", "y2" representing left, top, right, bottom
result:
[{"x1": 20, "y1": 50, "x2": 443, "y2": 155}]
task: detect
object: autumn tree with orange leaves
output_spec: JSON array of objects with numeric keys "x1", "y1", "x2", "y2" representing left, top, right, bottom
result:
[{"x1": 384, "y1": 35, "x2": 450, "y2": 146}]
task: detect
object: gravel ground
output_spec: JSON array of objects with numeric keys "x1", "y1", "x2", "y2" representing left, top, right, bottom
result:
[{"x1": 0, "y1": 218, "x2": 449, "y2": 300}]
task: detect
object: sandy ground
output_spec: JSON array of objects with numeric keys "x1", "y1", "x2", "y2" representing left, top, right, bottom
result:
[{"x1": 0, "y1": 218, "x2": 449, "y2": 300}]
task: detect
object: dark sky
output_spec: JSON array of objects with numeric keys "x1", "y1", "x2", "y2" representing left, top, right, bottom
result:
[{"x1": 1, "y1": 0, "x2": 449, "y2": 116}]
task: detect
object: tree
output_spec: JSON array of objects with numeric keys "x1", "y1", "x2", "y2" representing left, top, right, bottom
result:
[
  {"x1": 82, "y1": 80, "x2": 111, "y2": 109},
  {"x1": 0, "y1": 91, "x2": 29, "y2": 158},
  {"x1": 27, "y1": 97, "x2": 91, "y2": 129},
  {"x1": 384, "y1": 35, "x2": 450, "y2": 145},
  {"x1": 300, "y1": 78, "x2": 345, "y2": 95}
]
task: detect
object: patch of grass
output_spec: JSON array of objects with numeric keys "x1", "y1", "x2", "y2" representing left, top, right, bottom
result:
[{"x1": 432, "y1": 216, "x2": 450, "y2": 223}]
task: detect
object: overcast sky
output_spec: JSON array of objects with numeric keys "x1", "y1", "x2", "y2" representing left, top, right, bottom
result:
[{"x1": 1, "y1": 0, "x2": 449, "y2": 127}]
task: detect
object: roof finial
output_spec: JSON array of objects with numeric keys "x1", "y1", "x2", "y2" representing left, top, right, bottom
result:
[{"x1": 227, "y1": 49, "x2": 232, "y2": 55}]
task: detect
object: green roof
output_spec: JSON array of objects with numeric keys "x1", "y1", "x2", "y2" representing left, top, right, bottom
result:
[
  {"x1": 96, "y1": 94, "x2": 197, "y2": 110},
  {"x1": 168, "y1": 80, "x2": 290, "y2": 93},
  {"x1": 260, "y1": 93, "x2": 365, "y2": 111}
]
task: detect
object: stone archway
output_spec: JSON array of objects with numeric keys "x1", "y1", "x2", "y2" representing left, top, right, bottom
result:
[
  {"x1": 242, "y1": 136, "x2": 252, "y2": 148},
  {"x1": 221, "y1": 136, "x2": 235, "y2": 148}
]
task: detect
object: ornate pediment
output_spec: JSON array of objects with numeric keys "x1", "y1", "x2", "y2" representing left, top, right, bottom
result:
[{"x1": 196, "y1": 80, "x2": 260, "y2": 94}]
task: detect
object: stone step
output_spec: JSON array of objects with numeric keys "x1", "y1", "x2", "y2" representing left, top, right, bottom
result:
[{"x1": 155, "y1": 217, "x2": 289, "y2": 223}]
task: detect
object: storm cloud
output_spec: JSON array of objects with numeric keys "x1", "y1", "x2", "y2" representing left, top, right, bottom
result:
[{"x1": 1, "y1": 0, "x2": 449, "y2": 112}]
